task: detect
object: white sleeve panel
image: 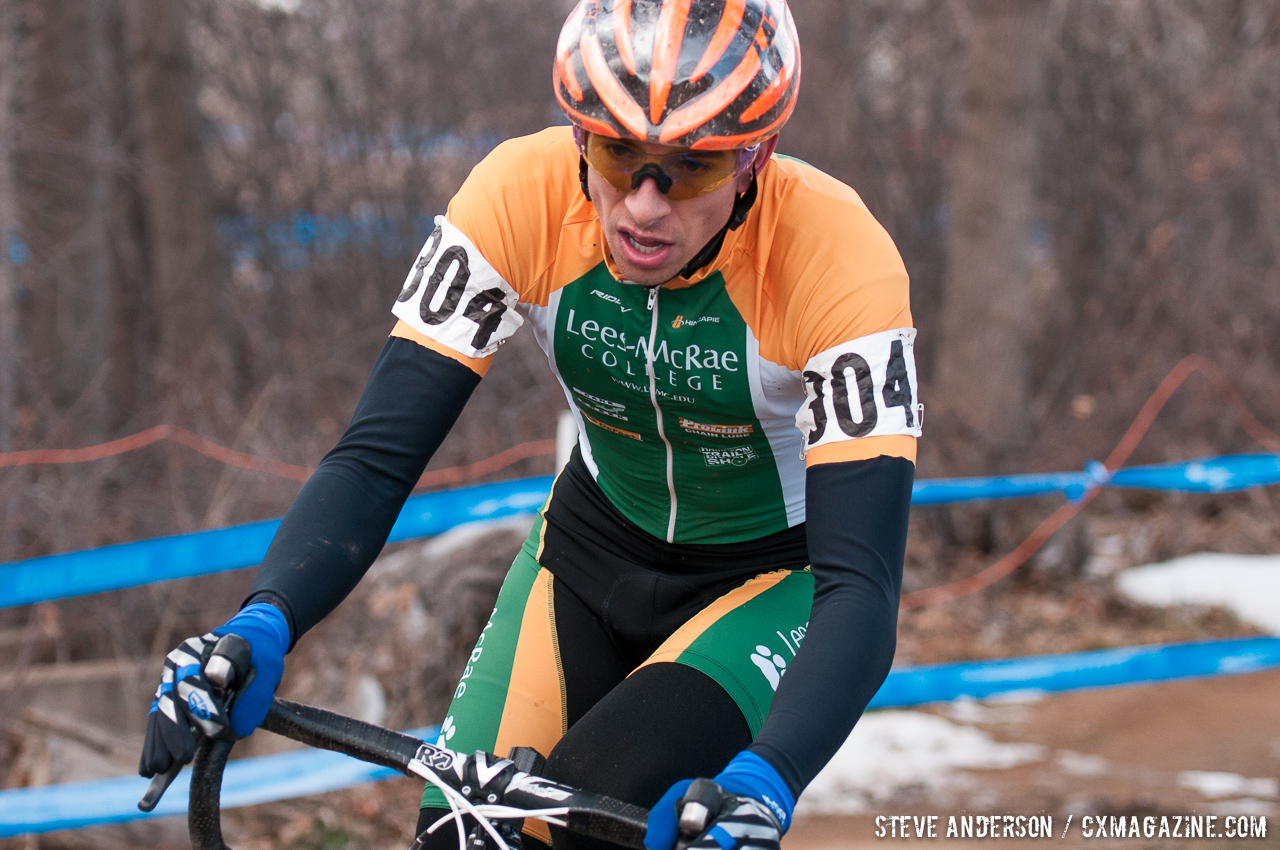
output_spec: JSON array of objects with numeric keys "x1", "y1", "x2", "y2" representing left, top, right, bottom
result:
[
  {"x1": 794, "y1": 328, "x2": 923, "y2": 450},
  {"x1": 391, "y1": 216, "x2": 524, "y2": 358}
]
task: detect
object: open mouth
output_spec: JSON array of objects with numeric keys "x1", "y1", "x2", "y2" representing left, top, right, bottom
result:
[{"x1": 622, "y1": 231, "x2": 669, "y2": 255}]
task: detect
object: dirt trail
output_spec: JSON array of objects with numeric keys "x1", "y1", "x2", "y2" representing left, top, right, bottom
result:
[{"x1": 786, "y1": 668, "x2": 1280, "y2": 849}]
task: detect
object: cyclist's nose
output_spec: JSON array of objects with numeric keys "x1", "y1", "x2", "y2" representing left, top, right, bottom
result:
[{"x1": 624, "y1": 175, "x2": 672, "y2": 223}]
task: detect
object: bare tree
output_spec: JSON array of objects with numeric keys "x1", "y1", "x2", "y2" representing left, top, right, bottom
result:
[
  {"x1": 121, "y1": 0, "x2": 223, "y2": 380},
  {"x1": 0, "y1": 0, "x2": 20, "y2": 454},
  {"x1": 937, "y1": 0, "x2": 1050, "y2": 477},
  {"x1": 18, "y1": 0, "x2": 111, "y2": 429}
]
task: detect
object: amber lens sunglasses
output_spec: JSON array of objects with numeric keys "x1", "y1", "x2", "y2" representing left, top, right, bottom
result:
[{"x1": 583, "y1": 133, "x2": 757, "y2": 201}]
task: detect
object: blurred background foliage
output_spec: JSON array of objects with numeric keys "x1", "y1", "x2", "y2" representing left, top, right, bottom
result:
[
  {"x1": 3, "y1": 0, "x2": 1277, "y2": 562},
  {"x1": 1, "y1": 0, "x2": 1277, "y2": 553}
]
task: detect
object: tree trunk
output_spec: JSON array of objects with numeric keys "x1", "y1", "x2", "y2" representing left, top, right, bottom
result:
[
  {"x1": 938, "y1": 0, "x2": 1048, "y2": 476},
  {"x1": 121, "y1": 0, "x2": 221, "y2": 379},
  {"x1": 934, "y1": 0, "x2": 1049, "y2": 556},
  {"x1": 0, "y1": 0, "x2": 19, "y2": 453},
  {"x1": 18, "y1": 0, "x2": 117, "y2": 432}
]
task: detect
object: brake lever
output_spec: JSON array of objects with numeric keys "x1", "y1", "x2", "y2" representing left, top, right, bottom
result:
[
  {"x1": 136, "y1": 635, "x2": 255, "y2": 812},
  {"x1": 674, "y1": 778, "x2": 727, "y2": 850},
  {"x1": 138, "y1": 763, "x2": 183, "y2": 812},
  {"x1": 205, "y1": 634, "x2": 255, "y2": 694}
]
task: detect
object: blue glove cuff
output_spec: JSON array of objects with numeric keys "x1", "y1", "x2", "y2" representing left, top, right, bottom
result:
[
  {"x1": 221, "y1": 602, "x2": 291, "y2": 653},
  {"x1": 714, "y1": 751, "x2": 795, "y2": 833},
  {"x1": 214, "y1": 602, "x2": 290, "y2": 737}
]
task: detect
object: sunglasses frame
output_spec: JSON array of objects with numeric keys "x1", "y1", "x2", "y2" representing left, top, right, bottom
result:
[{"x1": 577, "y1": 129, "x2": 760, "y2": 201}]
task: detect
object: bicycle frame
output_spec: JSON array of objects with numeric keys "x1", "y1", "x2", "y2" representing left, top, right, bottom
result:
[{"x1": 173, "y1": 697, "x2": 650, "y2": 850}]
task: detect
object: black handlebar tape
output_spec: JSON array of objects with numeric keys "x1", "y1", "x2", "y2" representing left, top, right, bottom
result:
[
  {"x1": 498, "y1": 779, "x2": 649, "y2": 849},
  {"x1": 188, "y1": 698, "x2": 651, "y2": 850},
  {"x1": 261, "y1": 698, "x2": 424, "y2": 774},
  {"x1": 189, "y1": 737, "x2": 235, "y2": 850},
  {"x1": 561, "y1": 795, "x2": 651, "y2": 850}
]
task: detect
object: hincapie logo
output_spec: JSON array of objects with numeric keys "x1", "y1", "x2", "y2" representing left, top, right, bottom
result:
[{"x1": 672, "y1": 314, "x2": 720, "y2": 329}]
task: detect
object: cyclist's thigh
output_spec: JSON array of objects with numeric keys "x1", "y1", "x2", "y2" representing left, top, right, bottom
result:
[
  {"x1": 554, "y1": 576, "x2": 634, "y2": 727},
  {"x1": 420, "y1": 529, "x2": 562, "y2": 809},
  {"x1": 543, "y1": 662, "x2": 752, "y2": 850},
  {"x1": 420, "y1": 515, "x2": 632, "y2": 845},
  {"x1": 637, "y1": 567, "x2": 815, "y2": 736},
  {"x1": 541, "y1": 571, "x2": 812, "y2": 850}
]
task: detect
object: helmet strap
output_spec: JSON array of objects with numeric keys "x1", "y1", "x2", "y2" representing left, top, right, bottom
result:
[
  {"x1": 678, "y1": 177, "x2": 758, "y2": 279},
  {"x1": 578, "y1": 155, "x2": 592, "y2": 201}
]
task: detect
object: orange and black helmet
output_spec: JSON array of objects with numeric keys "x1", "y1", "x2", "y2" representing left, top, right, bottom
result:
[{"x1": 554, "y1": 0, "x2": 802, "y2": 150}]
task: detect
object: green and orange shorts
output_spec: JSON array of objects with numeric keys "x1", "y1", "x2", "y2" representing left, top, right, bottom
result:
[{"x1": 421, "y1": 451, "x2": 814, "y2": 833}]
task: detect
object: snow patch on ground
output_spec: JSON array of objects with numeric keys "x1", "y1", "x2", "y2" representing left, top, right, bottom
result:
[
  {"x1": 1178, "y1": 770, "x2": 1279, "y2": 800},
  {"x1": 1116, "y1": 553, "x2": 1280, "y2": 634},
  {"x1": 1207, "y1": 799, "x2": 1277, "y2": 816},
  {"x1": 1056, "y1": 750, "x2": 1108, "y2": 777},
  {"x1": 797, "y1": 711, "x2": 1045, "y2": 815}
]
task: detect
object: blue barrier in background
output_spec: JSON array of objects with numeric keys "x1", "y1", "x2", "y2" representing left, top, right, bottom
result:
[
  {"x1": 867, "y1": 635, "x2": 1280, "y2": 707},
  {"x1": 909, "y1": 452, "x2": 1280, "y2": 504},
  {"x1": 3, "y1": 636, "x2": 1277, "y2": 838},
  {"x1": 0, "y1": 476, "x2": 553, "y2": 610},
  {"x1": 0, "y1": 725, "x2": 437, "y2": 837},
  {"x1": 3, "y1": 454, "x2": 1278, "y2": 610}
]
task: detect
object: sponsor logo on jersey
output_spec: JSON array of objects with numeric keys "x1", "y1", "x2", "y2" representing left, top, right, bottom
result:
[
  {"x1": 699, "y1": 445, "x2": 758, "y2": 466},
  {"x1": 749, "y1": 625, "x2": 807, "y2": 692},
  {"x1": 453, "y1": 608, "x2": 496, "y2": 699},
  {"x1": 749, "y1": 644, "x2": 787, "y2": 691},
  {"x1": 572, "y1": 388, "x2": 628, "y2": 421},
  {"x1": 435, "y1": 715, "x2": 457, "y2": 747},
  {"x1": 678, "y1": 417, "x2": 754, "y2": 438},
  {"x1": 591, "y1": 289, "x2": 630, "y2": 312},
  {"x1": 582, "y1": 411, "x2": 643, "y2": 440},
  {"x1": 671, "y1": 314, "x2": 720, "y2": 329},
  {"x1": 565, "y1": 308, "x2": 739, "y2": 379}
]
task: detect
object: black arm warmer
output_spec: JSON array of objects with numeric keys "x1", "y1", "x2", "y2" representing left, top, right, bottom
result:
[
  {"x1": 245, "y1": 337, "x2": 481, "y2": 647},
  {"x1": 747, "y1": 455, "x2": 913, "y2": 799}
]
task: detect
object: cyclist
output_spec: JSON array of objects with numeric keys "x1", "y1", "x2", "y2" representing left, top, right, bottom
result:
[{"x1": 140, "y1": 2, "x2": 919, "y2": 849}]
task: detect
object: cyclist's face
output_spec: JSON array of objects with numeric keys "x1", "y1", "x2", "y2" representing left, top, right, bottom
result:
[{"x1": 587, "y1": 136, "x2": 775, "y2": 286}]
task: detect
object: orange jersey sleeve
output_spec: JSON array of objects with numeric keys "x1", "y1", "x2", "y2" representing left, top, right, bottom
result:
[
  {"x1": 755, "y1": 157, "x2": 919, "y2": 465},
  {"x1": 390, "y1": 128, "x2": 587, "y2": 372},
  {"x1": 444, "y1": 127, "x2": 592, "y2": 308}
]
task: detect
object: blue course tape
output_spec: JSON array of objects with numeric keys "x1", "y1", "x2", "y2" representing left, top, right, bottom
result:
[
  {"x1": 0, "y1": 477, "x2": 554, "y2": 610},
  {"x1": 0, "y1": 726, "x2": 436, "y2": 838},
  {"x1": 868, "y1": 635, "x2": 1280, "y2": 707},
  {"x1": 4, "y1": 637, "x2": 1279, "y2": 836},
  {"x1": 2, "y1": 455, "x2": 1278, "y2": 610},
  {"x1": 910, "y1": 453, "x2": 1280, "y2": 504}
]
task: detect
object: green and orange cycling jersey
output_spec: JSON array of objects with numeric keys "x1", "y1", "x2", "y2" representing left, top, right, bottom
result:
[
  {"x1": 390, "y1": 126, "x2": 921, "y2": 545},
  {"x1": 246, "y1": 125, "x2": 919, "y2": 802}
]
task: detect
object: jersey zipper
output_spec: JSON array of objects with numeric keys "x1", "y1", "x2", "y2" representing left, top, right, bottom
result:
[{"x1": 645, "y1": 285, "x2": 678, "y2": 543}]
